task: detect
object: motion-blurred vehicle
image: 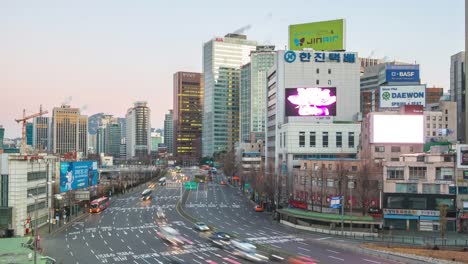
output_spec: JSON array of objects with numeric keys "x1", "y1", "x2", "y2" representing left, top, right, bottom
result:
[
  {"x1": 288, "y1": 256, "x2": 318, "y2": 264},
  {"x1": 231, "y1": 239, "x2": 269, "y2": 263},
  {"x1": 156, "y1": 207, "x2": 165, "y2": 219},
  {"x1": 194, "y1": 222, "x2": 210, "y2": 231},
  {"x1": 156, "y1": 226, "x2": 184, "y2": 246},
  {"x1": 159, "y1": 177, "x2": 167, "y2": 186},
  {"x1": 141, "y1": 189, "x2": 152, "y2": 201},
  {"x1": 220, "y1": 180, "x2": 227, "y2": 186},
  {"x1": 255, "y1": 205, "x2": 264, "y2": 212},
  {"x1": 208, "y1": 231, "x2": 231, "y2": 248},
  {"x1": 89, "y1": 197, "x2": 110, "y2": 213}
]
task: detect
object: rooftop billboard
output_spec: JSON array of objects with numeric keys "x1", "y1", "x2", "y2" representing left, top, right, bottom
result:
[
  {"x1": 285, "y1": 87, "x2": 337, "y2": 117},
  {"x1": 60, "y1": 161, "x2": 98, "y2": 192},
  {"x1": 457, "y1": 145, "x2": 468, "y2": 169},
  {"x1": 371, "y1": 115, "x2": 424, "y2": 144},
  {"x1": 380, "y1": 85, "x2": 426, "y2": 108},
  {"x1": 289, "y1": 19, "x2": 345, "y2": 51}
]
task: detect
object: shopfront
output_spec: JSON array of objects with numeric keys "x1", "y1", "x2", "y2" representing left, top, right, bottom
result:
[{"x1": 383, "y1": 209, "x2": 447, "y2": 231}]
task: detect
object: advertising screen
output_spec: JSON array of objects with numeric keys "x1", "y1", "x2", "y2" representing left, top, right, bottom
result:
[
  {"x1": 289, "y1": 19, "x2": 345, "y2": 51},
  {"x1": 60, "y1": 161, "x2": 98, "y2": 192},
  {"x1": 371, "y1": 115, "x2": 423, "y2": 143},
  {"x1": 285, "y1": 87, "x2": 337, "y2": 117},
  {"x1": 380, "y1": 85, "x2": 426, "y2": 108},
  {"x1": 457, "y1": 145, "x2": 468, "y2": 169}
]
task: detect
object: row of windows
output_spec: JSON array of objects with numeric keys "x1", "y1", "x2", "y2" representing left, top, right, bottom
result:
[
  {"x1": 27, "y1": 171, "x2": 47, "y2": 181},
  {"x1": 426, "y1": 123, "x2": 448, "y2": 129},
  {"x1": 27, "y1": 186, "x2": 47, "y2": 197},
  {"x1": 27, "y1": 201, "x2": 46, "y2": 214},
  {"x1": 394, "y1": 183, "x2": 440, "y2": 194},
  {"x1": 291, "y1": 131, "x2": 355, "y2": 148},
  {"x1": 387, "y1": 196, "x2": 454, "y2": 210},
  {"x1": 375, "y1": 146, "x2": 406, "y2": 153}
]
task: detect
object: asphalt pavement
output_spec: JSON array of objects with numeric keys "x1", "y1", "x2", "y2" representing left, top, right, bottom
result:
[{"x1": 40, "y1": 169, "x2": 430, "y2": 264}]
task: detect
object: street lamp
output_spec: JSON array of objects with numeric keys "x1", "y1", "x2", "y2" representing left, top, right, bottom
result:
[
  {"x1": 348, "y1": 175, "x2": 355, "y2": 233},
  {"x1": 29, "y1": 180, "x2": 55, "y2": 264}
]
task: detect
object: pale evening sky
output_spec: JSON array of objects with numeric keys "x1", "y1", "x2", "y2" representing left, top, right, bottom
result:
[{"x1": 1, "y1": 0, "x2": 465, "y2": 138}]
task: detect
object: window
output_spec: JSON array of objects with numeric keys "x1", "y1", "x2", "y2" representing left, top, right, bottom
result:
[
  {"x1": 328, "y1": 164, "x2": 332, "y2": 170},
  {"x1": 328, "y1": 80, "x2": 331, "y2": 85},
  {"x1": 284, "y1": 133, "x2": 286, "y2": 147},
  {"x1": 387, "y1": 167, "x2": 404, "y2": 180},
  {"x1": 435, "y1": 167, "x2": 453, "y2": 180},
  {"x1": 375, "y1": 146, "x2": 385, "y2": 152},
  {"x1": 390, "y1": 158, "x2": 399, "y2": 161},
  {"x1": 279, "y1": 133, "x2": 282, "y2": 147},
  {"x1": 348, "y1": 132, "x2": 355, "y2": 148},
  {"x1": 309, "y1": 132, "x2": 316, "y2": 147},
  {"x1": 432, "y1": 124, "x2": 436, "y2": 129},
  {"x1": 27, "y1": 171, "x2": 47, "y2": 181},
  {"x1": 316, "y1": 80, "x2": 320, "y2": 85},
  {"x1": 436, "y1": 198, "x2": 454, "y2": 209},
  {"x1": 426, "y1": 124, "x2": 430, "y2": 129},
  {"x1": 1, "y1": 175, "x2": 8, "y2": 207},
  {"x1": 316, "y1": 68, "x2": 320, "y2": 74},
  {"x1": 336, "y1": 132, "x2": 342, "y2": 148},
  {"x1": 391, "y1": 146, "x2": 401, "y2": 152},
  {"x1": 438, "y1": 116, "x2": 442, "y2": 121},
  {"x1": 27, "y1": 201, "x2": 46, "y2": 213},
  {"x1": 408, "y1": 197, "x2": 427, "y2": 209},
  {"x1": 426, "y1": 116, "x2": 430, "y2": 121},
  {"x1": 322, "y1": 132, "x2": 328, "y2": 148},
  {"x1": 409, "y1": 166, "x2": 426, "y2": 180},
  {"x1": 432, "y1": 131, "x2": 436, "y2": 136},
  {"x1": 432, "y1": 116, "x2": 436, "y2": 121},
  {"x1": 396, "y1": 183, "x2": 418, "y2": 193},
  {"x1": 328, "y1": 69, "x2": 331, "y2": 74},
  {"x1": 445, "y1": 116, "x2": 448, "y2": 122},
  {"x1": 27, "y1": 186, "x2": 46, "y2": 197},
  {"x1": 387, "y1": 197, "x2": 404, "y2": 208},
  {"x1": 299, "y1": 132, "x2": 305, "y2": 147},
  {"x1": 410, "y1": 146, "x2": 414, "y2": 152},
  {"x1": 326, "y1": 178, "x2": 334, "y2": 187},
  {"x1": 422, "y1": 184, "x2": 440, "y2": 194},
  {"x1": 416, "y1": 156, "x2": 425, "y2": 162},
  {"x1": 351, "y1": 166, "x2": 357, "y2": 171}
]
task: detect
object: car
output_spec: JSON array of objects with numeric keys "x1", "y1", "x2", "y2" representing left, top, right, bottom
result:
[
  {"x1": 231, "y1": 239, "x2": 269, "y2": 263},
  {"x1": 220, "y1": 181, "x2": 227, "y2": 186},
  {"x1": 288, "y1": 256, "x2": 318, "y2": 264},
  {"x1": 194, "y1": 222, "x2": 210, "y2": 232},
  {"x1": 255, "y1": 205, "x2": 264, "y2": 212},
  {"x1": 157, "y1": 226, "x2": 184, "y2": 246},
  {"x1": 156, "y1": 207, "x2": 165, "y2": 219},
  {"x1": 208, "y1": 231, "x2": 231, "y2": 247},
  {"x1": 141, "y1": 189, "x2": 152, "y2": 201}
]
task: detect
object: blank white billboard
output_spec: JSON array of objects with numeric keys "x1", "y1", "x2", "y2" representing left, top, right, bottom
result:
[{"x1": 371, "y1": 115, "x2": 424, "y2": 143}]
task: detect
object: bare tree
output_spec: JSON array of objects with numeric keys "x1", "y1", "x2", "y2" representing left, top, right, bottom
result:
[
  {"x1": 355, "y1": 162, "x2": 380, "y2": 215},
  {"x1": 220, "y1": 148, "x2": 237, "y2": 177},
  {"x1": 439, "y1": 204, "x2": 448, "y2": 239}
]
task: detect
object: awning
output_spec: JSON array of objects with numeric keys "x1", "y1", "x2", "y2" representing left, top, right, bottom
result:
[
  {"x1": 420, "y1": 216, "x2": 439, "y2": 221},
  {"x1": 232, "y1": 176, "x2": 240, "y2": 180},
  {"x1": 384, "y1": 214, "x2": 419, "y2": 220}
]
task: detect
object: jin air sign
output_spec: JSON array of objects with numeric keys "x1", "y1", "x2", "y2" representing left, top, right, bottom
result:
[
  {"x1": 289, "y1": 19, "x2": 345, "y2": 51},
  {"x1": 379, "y1": 85, "x2": 426, "y2": 108}
]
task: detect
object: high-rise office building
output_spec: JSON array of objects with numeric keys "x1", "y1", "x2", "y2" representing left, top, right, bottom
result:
[
  {"x1": 164, "y1": 110, "x2": 174, "y2": 155},
  {"x1": 173, "y1": 72, "x2": 203, "y2": 162},
  {"x1": 240, "y1": 45, "x2": 275, "y2": 143},
  {"x1": 450, "y1": 51, "x2": 466, "y2": 142},
  {"x1": 51, "y1": 105, "x2": 88, "y2": 156},
  {"x1": 32, "y1": 116, "x2": 50, "y2": 152},
  {"x1": 426, "y1": 87, "x2": 444, "y2": 105},
  {"x1": 202, "y1": 34, "x2": 257, "y2": 157},
  {"x1": 96, "y1": 115, "x2": 121, "y2": 158},
  {"x1": 0, "y1": 126, "x2": 4, "y2": 150},
  {"x1": 126, "y1": 101, "x2": 151, "y2": 159},
  {"x1": 26, "y1": 123, "x2": 33, "y2": 146}
]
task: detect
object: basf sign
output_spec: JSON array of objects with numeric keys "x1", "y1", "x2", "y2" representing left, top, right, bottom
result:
[
  {"x1": 386, "y1": 65, "x2": 420, "y2": 83},
  {"x1": 380, "y1": 85, "x2": 426, "y2": 108},
  {"x1": 289, "y1": 19, "x2": 345, "y2": 51}
]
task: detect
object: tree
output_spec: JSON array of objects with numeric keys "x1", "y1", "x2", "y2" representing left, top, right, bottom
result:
[
  {"x1": 439, "y1": 203, "x2": 448, "y2": 239},
  {"x1": 355, "y1": 162, "x2": 380, "y2": 215},
  {"x1": 220, "y1": 148, "x2": 237, "y2": 177}
]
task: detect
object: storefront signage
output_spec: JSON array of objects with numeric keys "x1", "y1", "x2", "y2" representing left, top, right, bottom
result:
[
  {"x1": 383, "y1": 209, "x2": 440, "y2": 216},
  {"x1": 284, "y1": 50, "x2": 356, "y2": 64}
]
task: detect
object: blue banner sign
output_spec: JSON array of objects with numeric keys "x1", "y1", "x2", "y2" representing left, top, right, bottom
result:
[
  {"x1": 60, "y1": 161, "x2": 98, "y2": 192},
  {"x1": 386, "y1": 69, "x2": 419, "y2": 82},
  {"x1": 330, "y1": 196, "x2": 342, "y2": 209}
]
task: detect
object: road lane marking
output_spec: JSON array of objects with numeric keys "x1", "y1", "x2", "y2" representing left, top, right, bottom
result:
[
  {"x1": 121, "y1": 238, "x2": 125, "y2": 243},
  {"x1": 328, "y1": 256, "x2": 345, "y2": 261},
  {"x1": 109, "y1": 247, "x2": 113, "y2": 252},
  {"x1": 316, "y1": 236, "x2": 332, "y2": 240},
  {"x1": 298, "y1": 247, "x2": 310, "y2": 252},
  {"x1": 128, "y1": 245, "x2": 132, "y2": 250},
  {"x1": 363, "y1": 259, "x2": 381, "y2": 264},
  {"x1": 223, "y1": 257, "x2": 241, "y2": 264},
  {"x1": 104, "y1": 240, "x2": 107, "y2": 245},
  {"x1": 327, "y1": 249, "x2": 340, "y2": 254},
  {"x1": 90, "y1": 249, "x2": 95, "y2": 254},
  {"x1": 67, "y1": 244, "x2": 70, "y2": 249},
  {"x1": 70, "y1": 252, "x2": 74, "y2": 256},
  {"x1": 298, "y1": 241, "x2": 308, "y2": 246}
]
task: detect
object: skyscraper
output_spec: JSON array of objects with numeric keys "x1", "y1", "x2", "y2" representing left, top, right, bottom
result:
[
  {"x1": 173, "y1": 72, "x2": 203, "y2": 163},
  {"x1": 126, "y1": 101, "x2": 151, "y2": 159},
  {"x1": 164, "y1": 110, "x2": 174, "y2": 155},
  {"x1": 240, "y1": 45, "x2": 275, "y2": 143},
  {"x1": 25, "y1": 123, "x2": 33, "y2": 146},
  {"x1": 96, "y1": 115, "x2": 121, "y2": 158},
  {"x1": 0, "y1": 126, "x2": 4, "y2": 150},
  {"x1": 51, "y1": 105, "x2": 88, "y2": 156},
  {"x1": 32, "y1": 116, "x2": 50, "y2": 151},
  {"x1": 450, "y1": 51, "x2": 466, "y2": 142},
  {"x1": 202, "y1": 34, "x2": 257, "y2": 157}
]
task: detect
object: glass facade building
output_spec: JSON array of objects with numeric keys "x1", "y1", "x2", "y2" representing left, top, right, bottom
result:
[
  {"x1": 202, "y1": 34, "x2": 257, "y2": 157},
  {"x1": 164, "y1": 110, "x2": 174, "y2": 154},
  {"x1": 126, "y1": 102, "x2": 151, "y2": 159},
  {"x1": 240, "y1": 45, "x2": 275, "y2": 143},
  {"x1": 33, "y1": 116, "x2": 49, "y2": 151},
  {"x1": 51, "y1": 105, "x2": 88, "y2": 156}
]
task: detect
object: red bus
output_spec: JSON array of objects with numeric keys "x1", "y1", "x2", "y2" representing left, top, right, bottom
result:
[{"x1": 89, "y1": 197, "x2": 110, "y2": 213}]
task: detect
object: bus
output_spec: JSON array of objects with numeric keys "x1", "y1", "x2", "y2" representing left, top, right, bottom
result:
[
  {"x1": 141, "y1": 189, "x2": 152, "y2": 201},
  {"x1": 89, "y1": 197, "x2": 110, "y2": 213}
]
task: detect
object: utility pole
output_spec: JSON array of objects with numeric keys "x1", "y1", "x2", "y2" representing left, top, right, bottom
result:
[{"x1": 348, "y1": 175, "x2": 355, "y2": 233}]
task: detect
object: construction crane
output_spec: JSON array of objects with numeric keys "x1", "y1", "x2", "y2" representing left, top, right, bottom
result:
[{"x1": 15, "y1": 105, "x2": 48, "y2": 155}]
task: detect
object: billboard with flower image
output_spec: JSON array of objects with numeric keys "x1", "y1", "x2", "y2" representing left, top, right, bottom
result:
[{"x1": 285, "y1": 87, "x2": 337, "y2": 116}]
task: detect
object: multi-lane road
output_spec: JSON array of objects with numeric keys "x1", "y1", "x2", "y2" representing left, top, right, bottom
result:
[{"x1": 41, "y1": 169, "x2": 424, "y2": 264}]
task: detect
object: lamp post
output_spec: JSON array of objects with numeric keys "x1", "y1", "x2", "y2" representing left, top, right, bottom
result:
[
  {"x1": 30, "y1": 180, "x2": 55, "y2": 264},
  {"x1": 348, "y1": 175, "x2": 355, "y2": 233}
]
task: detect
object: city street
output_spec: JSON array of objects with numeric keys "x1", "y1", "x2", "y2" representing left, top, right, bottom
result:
[{"x1": 41, "y1": 171, "x2": 423, "y2": 264}]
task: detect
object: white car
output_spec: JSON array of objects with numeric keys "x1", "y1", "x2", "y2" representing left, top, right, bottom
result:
[
  {"x1": 157, "y1": 226, "x2": 184, "y2": 245},
  {"x1": 156, "y1": 207, "x2": 165, "y2": 219},
  {"x1": 231, "y1": 239, "x2": 269, "y2": 263},
  {"x1": 194, "y1": 222, "x2": 210, "y2": 232}
]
